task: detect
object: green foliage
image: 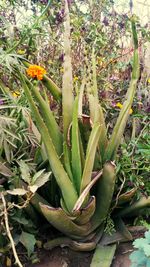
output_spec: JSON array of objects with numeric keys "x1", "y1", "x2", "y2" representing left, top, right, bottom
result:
[
  {"x1": 0, "y1": 0, "x2": 149, "y2": 264},
  {"x1": 90, "y1": 244, "x2": 116, "y2": 267},
  {"x1": 116, "y1": 114, "x2": 150, "y2": 197},
  {"x1": 130, "y1": 231, "x2": 150, "y2": 267},
  {"x1": 0, "y1": 2, "x2": 141, "y2": 254},
  {"x1": 19, "y1": 231, "x2": 36, "y2": 257}
]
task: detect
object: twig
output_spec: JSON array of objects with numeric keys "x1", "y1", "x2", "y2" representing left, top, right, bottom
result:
[
  {"x1": 1, "y1": 193, "x2": 23, "y2": 267},
  {"x1": 129, "y1": 121, "x2": 149, "y2": 156},
  {"x1": 7, "y1": 193, "x2": 34, "y2": 211},
  {"x1": 111, "y1": 175, "x2": 126, "y2": 212},
  {"x1": 98, "y1": 49, "x2": 134, "y2": 75}
]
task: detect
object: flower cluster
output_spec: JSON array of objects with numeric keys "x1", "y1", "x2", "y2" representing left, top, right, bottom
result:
[
  {"x1": 116, "y1": 102, "x2": 133, "y2": 114},
  {"x1": 26, "y1": 65, "x2": 46, "y2": 80}
]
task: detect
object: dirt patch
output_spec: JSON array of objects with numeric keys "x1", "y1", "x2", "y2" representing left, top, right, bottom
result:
[
  {"x1": 111, "y1": 243, "x2": 133, "y2": 267},
  {"x1": 26, "y1": 243, "x2": 133, "y2": 267},
  {"x1": 26, "y1": 247, "x2": 92, "y2": 267}
]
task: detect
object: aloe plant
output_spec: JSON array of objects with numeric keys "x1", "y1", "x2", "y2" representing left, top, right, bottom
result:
[{"x1": 16, "y1": 1, "x2": 140, "y2": 251}]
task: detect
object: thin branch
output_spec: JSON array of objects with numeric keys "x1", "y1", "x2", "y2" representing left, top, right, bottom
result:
[{"x1": 1, "y1": 193, "x2": 23, "y2": 267}]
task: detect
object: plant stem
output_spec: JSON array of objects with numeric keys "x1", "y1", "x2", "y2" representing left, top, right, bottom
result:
[{"x1": 1, "y1": 193, "x2": 23, "y2": 267}]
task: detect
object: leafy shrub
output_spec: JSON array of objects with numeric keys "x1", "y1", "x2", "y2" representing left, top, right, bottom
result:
[{"x1": 130, "y1": 230, "x2": 150, "y2": 267}]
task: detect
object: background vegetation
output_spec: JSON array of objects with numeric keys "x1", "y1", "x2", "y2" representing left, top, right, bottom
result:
[{"x1": 0, "y1": 0, "x2": 149, "y2": 266}]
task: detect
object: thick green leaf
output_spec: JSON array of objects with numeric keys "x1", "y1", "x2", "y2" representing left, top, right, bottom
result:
[
  {"x1": 80, "y1": 123, "x2": 101, "y2": 193},
  {"x1": 62, "y1": 0, "x2": 74, "y2": 140},
  {"x1": 19, "y1": 231, "x2": 36, "y2": 257},
  {"x1": 114, "y1": 217, "x2": 133, "y2": 241},
  {"x1": 62, "y1": 0, "x2": 74, "y2": 179},
  {"x1": 115, "y1": 188, "x2": 137, "y2": 205},
  {"x1": 25, "y1": 78, "x2": 62, "y2": 156},
  {"x1": 19, "y1": 72, "x2": 78, "y2": 212},
  {"x1": 104, "y1": 23, "x2": 139, "y2": 162},
  {"x1": 63, "y1": 142, "x2": 73, "y2": 182},
  {"x1": 115, "y1": 197, "x2": 150, "y2": 218},
  {"x1": 42, "y1": 75, "x2": 62, "y2": 101},
  {"x1": 97, "y1": 105, "x2": 107, "y2": 162},
  {"x1": 73, "y1": 171, "x2": 102, "y2": 212},
  {"x1": 74, "y1": 196, "x2": 96, "y2": 225},
  {"x1": 29, "y1": 192, "x2": 50, "y2": 214},
  {"x1": 40, "y1": 203, "x2": 91, "y2": 239},
  {"x1": 78, "y1": 79, "x2": 85, "y2": 117},
  {"x1": 87, "y1": 51, "x2": 107, "y2": 163},
  {"x1": 91, "y1": 162, "x2": 116, "y2": 231},
  {"x1": 90, "y1": 244, "x2": 116, "y2": 267},
  {"x1": 71, "y1": 97, "x2": 82, "y2": 193}
]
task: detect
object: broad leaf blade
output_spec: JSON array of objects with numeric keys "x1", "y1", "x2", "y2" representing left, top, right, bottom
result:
[
  {"x1": 19, "y1": 231, "x2": 36, "y2": 257},
  {"x1": 7, "y1": 188, "x2": 28, "y2": 195},
  {"x1": 32, "y1": 171, "x2": 51, "y2": 188},
  {"x1": 19, "y1": 160, "x2": 31, "y2": 184}
]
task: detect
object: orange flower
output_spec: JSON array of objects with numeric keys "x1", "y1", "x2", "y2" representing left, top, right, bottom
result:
[{"x1": 26, "y1": 65, "x2": 46, "y2": 80}]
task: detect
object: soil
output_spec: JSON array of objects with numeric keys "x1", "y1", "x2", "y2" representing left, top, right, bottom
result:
[
  {"x1": 26, "y1": 243, "x2": 133, "y2": 267},
  {"x1": 26, "y1": 226, "x2": 146, "y2": 267}
]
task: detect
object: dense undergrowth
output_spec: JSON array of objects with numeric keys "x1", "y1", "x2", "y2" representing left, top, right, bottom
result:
[{"x1": 0, "y1": 0, "x2": 150, "y2": 266}]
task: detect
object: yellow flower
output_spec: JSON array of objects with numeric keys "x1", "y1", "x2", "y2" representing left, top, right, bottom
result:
[
  {"x1": 27, "y1": 65, "x2": 46, "y2": 80},
  {"x1": 116, "y1": 102, "x2": 123, "y2": 109},
  {"x1": 97, "y1": 56, "x2": 104, "y2": 66},
  {"x1": 116, "y1": 102, "x2": 133, "y2": 114},
  {"x1": 12, "y1": 90, "x2": 20, "y2": 98},
  {"x1": 129, "y1": 108, "x2": 133, "y2": 114},
  {"x1": 17, "y1": 49, "x2": 26, "y2": 55},
  {"x1": 73, "y1": 76, "x2": 79, "y2": 82},
  {"x1": 147, "y1": 78, "x2": 150, "y2": 83}
]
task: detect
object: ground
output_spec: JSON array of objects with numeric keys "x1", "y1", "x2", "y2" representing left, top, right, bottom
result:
[{"x1": 26, "y1": 243, "x2": 133, "y2": 267}]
